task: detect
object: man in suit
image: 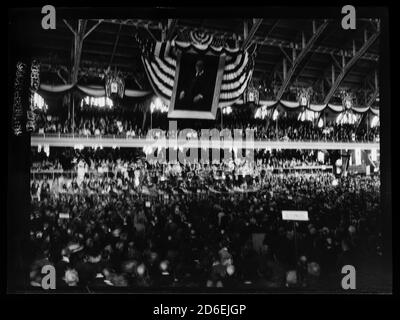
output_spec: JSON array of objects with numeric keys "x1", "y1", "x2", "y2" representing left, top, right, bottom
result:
[{"x1": 178, "y1": 59, "x2": 210, "y2": 108}]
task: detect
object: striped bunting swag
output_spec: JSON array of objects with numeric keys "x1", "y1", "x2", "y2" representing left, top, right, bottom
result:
[{"x1": 142, "y1": 41, "x2": 255, "y2": 108}]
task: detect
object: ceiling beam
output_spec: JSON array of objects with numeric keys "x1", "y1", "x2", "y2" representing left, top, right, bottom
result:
[
  {"x1": 242, "y1": 19, "x2": 263, "y2": 50},
  {"x1": 83, "y1": 19, "x2": 104, "y2": 40},
  {"x1": 366, "y1": 89, "x2": 379, "y2": 108},
  {"x1": 96, "y1": 19, "x2": 379, "y2": 61},
  {"x1": 144, "y1": 25, "x2": 158, "y2": 42},
  {"x1": 323, "y1": 31, "x2": 380, "y2": 104},
  {"x1": 67, "y1": 20, "x2": 88, "y2": 84},
  {"x1": 275, "y1": 20, "x2": 329, "y2": 100},
  {"x1": 56, "y1": 70, "x2": 68, "y2": 84},
  {"x1": 63, "y1": 19, "x2": 77, "y2": 36},
  {"x1": 165, "y1": 19, "x2": 178, "y2": 41},
  {"x1": 109, "y1": 24, "x2": 123, "y2": 66}
]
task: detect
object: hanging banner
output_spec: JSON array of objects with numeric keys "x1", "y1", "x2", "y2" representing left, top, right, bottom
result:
[
  {"x1": 141, "y1": 39, "x2": 255, "y2": 118},
  {"x1": 168, "y1": 51, "x2": 226, "y2": 119},
  {"x1": 355, "y1": 149, "x2": 362, "y2": 166}
]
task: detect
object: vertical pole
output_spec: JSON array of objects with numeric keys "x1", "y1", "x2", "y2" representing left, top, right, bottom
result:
[
  {"x1": 283, "y1": 58, "x2": 287, "y2": 81},
  {"x1": 68, "y1": 94, "x2": 71, "y2": 122},
  {"x1": 293, "y1": 221, "x2": 298, "y2": 265},
  {"x1": 150, "y1": 111, "x2": 153, "y2": 130},
  {"x1": 221, "y1": 109, "x2": 223, "y2": 130},
  {"x1": 72, "y1": 96, "x2": 75, "y2": 134}
]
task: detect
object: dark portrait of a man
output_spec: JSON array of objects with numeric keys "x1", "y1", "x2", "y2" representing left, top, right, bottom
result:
[
  {"x1": 174, "y1": 53, "x2": 220, "y2": 112},
  {"x1": 179, "y1": 59, "x2": 208, "y2": 107}
]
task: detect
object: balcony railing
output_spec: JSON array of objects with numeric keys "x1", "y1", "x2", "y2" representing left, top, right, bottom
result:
[{"x1": 31, "y1": 132, "x2": 380, "y2": 143}]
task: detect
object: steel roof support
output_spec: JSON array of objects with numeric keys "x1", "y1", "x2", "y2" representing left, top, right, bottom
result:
[
  {"x1": 242, "y1": 19, "x2": 263, "y2": 50},
  {"x1": 323, "y1": 31, "x2": 379, "y2": 104},
  {"x1": 275, "y1": 20, "x2": 329, "y2": 100}
]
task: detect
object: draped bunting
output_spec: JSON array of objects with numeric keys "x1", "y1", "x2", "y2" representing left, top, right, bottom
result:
[
  {"x1": 39, "y1": 84, "x2": 151, "y2": 98},
  {"x1": 141, "y1": 40, "x2": 255, "y2": 110},
  {"x1": 258, "y1": 100, "x2": 379, "y2": 115},
  {"x1": 174, "y1": 40, "x2": 240, "y2": 55},
  {"x1": 172, "y1": 29, "x2": 241, "y2": 55},
  {"x1": 40, "y1": 84, "x2": 74, "y2": 93}
]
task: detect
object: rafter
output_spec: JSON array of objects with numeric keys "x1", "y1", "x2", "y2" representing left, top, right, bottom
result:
[
  {"x1": 83, "y1": 19, "x2": 104, "y2": 40},
  {"x1": 330, "y1": 53, "x2": 343, "y2": 72},
  {"x1": 366, "y1": 89, "x2": 379, "y2": 108},
  {"x1": 109, "y1": 24, "x2": 122, "y2": 66},
  {"x1": 241, "y1": 19, "x2": 263, "y2": 50},
  {"x1": 71, "y1": 20, "x2": 87, "y2": 84},
  {"x1": 56, "y1": 70, "x2": 68, "y2": 84},
  {"x1": 94, "y1": 19, "x2": 379, "y2": 61},
  {"x1": 279, "y1": 47, "x2": 292, "y2": 64},
  {"x1": 63, "y1": 19, "x2": 76, "y2": 36},
  {"x1": 276, "y1": 20, "x2": 329, "y2": 100},
  {"x1": 144, "y1": 25, "x2": 158, "y2": 42},
  {"x1": 323, "y1": 31, "x2": 380, "y2": 104},
  {"x1": 165, "y1": 19, "x2": 178, "y2": 41}
]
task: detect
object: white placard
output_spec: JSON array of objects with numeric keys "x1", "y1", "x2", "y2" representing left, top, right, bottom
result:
[
  {"x1": 371, "y1": 149, "x2": 377, "y2": 162},
  {"x1": 282, "y1": 210, "x2": 309, "y2": 221},
  {"x1": 59, "y1": 213, "x2": 70, "y2": 219},
  {"x1": 317, "y1": 151, "x2": 324, "y2": 163},
  {"x1": 355, "y1": 149, "x2": 361, "y2": 165},
  {"x1": 145, "y1": 201, "x2": 151, "y2": 208}
]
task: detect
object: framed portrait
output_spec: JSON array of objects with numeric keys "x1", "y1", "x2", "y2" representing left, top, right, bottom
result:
[{"x1": 168, "y1": 50, "x2": 225, "y2": 119}]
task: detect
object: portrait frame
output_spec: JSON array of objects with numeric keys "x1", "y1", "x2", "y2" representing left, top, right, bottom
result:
[{"x1": 168, "y1": 49, "x2": 226, "y2": 120}]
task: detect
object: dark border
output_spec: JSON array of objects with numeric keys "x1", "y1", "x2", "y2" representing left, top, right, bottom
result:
[{"x1": 5, "y1": 4, "x2": 394, "y2": 309}]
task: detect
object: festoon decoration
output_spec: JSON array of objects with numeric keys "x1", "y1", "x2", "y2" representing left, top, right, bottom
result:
[{"x1": 139, "y1": 29, "x2": 256, "y2": 109}]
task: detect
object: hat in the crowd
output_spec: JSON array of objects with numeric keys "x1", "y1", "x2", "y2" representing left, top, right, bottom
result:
[
  {"x1": 61, "y1": 247, "x2": 71, "y2": 257},
  {"x1": 112, "y1": 228, "x2": 121, "y2": 237},
  {"x1": 110, "y1": 274, "x2": 128, "y2": 287},
  {"x1": 308, "y1": 262, "x2": 321, "y2": 277},
  {"x1": 149, "y1": 252, "x2": 158, "y2": 263},
  {"x1": 160, "y1": 260, "x2": 169, "y2": 272},
  {"x1": 226, "y1": 265, "x2": 235, "y2": 276},
  {"x1": 348, "y1": 225, "x2": 356, "y2": 234},
  {"x1": 286, "y1": 270, "x2": 297, "y2": 286},
  {"x1": 87, "y1": 254, "x2": 102, "y2": 264},
  {"x1": 104, "y1": 245, "x2": 113, "y2": 253},
  {"x1": 321, "y1": 227, "x2": 330, "y2": 234},
  {"x1": 299, "y1": 255, "x2": 307, "y2": 263},
  {"x1": 68, "y1": 243, "x2": 84, "y2": 253},
  {"x1": 122, "y1": 260, "x2": 137, "y2": 273},
  {"x1": 64, "y1": 269, "x2": 79, "y2": 286},
  {"x1": 137, "y1": 263, "x2": 146, "y2": 276}
]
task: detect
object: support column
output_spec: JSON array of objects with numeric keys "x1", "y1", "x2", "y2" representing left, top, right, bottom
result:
[{"x1": 283, "y1": 58, "x2": 287, "y2": 81}]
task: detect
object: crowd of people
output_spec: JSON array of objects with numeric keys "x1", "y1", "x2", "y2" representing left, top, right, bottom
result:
[
  {"x1": 33, "y1": 109, "x2": 379, "y2": 143},
  {"x1": 31, "y1": 147, "x2": 331, "y2": 176},
  {"x1": 222, "y1": 118, "x2": 379, "y2": 142},
  {"x1": 35, "y1": 110, "x2": 147, "y2": 138},
  {"x1": 29, "y1": 146, "x2": 381, "y2": 290}
]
